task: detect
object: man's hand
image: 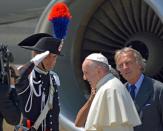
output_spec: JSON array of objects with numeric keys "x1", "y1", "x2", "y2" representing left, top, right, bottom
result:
[
  {"x1": 31, "y1": 51, "x2": 50, "y2": 66},
  {"x1": 91, "y1": 88, "x2": 96, "y2": 95},
  {"x1": 9, "y1": 64, "x2": 20, "y2": 86}
]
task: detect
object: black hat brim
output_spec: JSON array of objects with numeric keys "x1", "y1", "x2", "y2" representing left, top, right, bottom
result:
[
  {"x1": 18, "y1": 33, "x2": 52, "y2": 47},
  {"x1": 21, "y1": 37, "x2": 63, "y2": 55},
  {"x1": 20, "y1": 46, "x2": 63, "y2": 56}
]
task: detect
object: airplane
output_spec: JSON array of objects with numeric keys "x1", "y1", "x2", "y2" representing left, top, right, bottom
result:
[
  {"x1": 1, "y1": 0, "x2": 163, "y2": 130},
  {"x1": 36, "y1": 0, "x2": 163, "y2": 130},
  {"x1": 0, "y1": 0, "x2": 51, "y2": 24},
  {"x1": 0, "y1": 0, "x2": 50, "y2": 64}
]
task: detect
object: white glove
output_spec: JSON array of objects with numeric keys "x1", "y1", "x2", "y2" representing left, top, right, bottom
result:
[{"x1": 31, "y1": 51, "x2": 50, "y2": 66}]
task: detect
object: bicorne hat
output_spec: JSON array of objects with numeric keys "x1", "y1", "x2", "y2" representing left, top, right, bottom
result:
[
  {"x1": 18, "y1": 33, "x2": 52, "y2": 47},
  {"x1": 18, "y1": 33, "x2": 62, "y2": 55}
]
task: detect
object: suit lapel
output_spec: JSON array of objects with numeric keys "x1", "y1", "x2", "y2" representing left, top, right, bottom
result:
[{"x1": 134, "y1": 76, "x2": 153, "y2": 113}]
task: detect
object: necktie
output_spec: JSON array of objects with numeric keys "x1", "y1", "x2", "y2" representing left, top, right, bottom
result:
[{"x1": 130, "y1": 85, "x2": 136, "y2": 100}]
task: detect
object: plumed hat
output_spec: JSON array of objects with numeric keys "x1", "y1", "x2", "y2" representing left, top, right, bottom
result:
[
  {"x1": 19, "y1": 36, "x2": 61, "y2": 54},
  {"x1": 18, "y1": 33, "x2": 52, "y2": 48},
  {"x1": 18, "y1": 2, "x2": 71, "y2": 55}
]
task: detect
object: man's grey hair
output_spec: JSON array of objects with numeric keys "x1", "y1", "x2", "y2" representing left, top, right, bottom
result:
[{"x1": 114, "y1": 47, "x2": 146, "y2": 72}]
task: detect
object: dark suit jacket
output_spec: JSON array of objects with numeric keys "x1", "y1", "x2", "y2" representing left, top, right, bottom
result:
[
  {"x1": 127, "y1": 76, "x2": 163, "y2": 131},
  {"x1": 0, "y1": 84, "x2": 21, "y2": 131}
]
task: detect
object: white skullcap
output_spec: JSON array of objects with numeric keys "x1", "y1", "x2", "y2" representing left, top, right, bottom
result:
[{"x1": 86, "y1": 53, "x2": 110, "y2": 68}]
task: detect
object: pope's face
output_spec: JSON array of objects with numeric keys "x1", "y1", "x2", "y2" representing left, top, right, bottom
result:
[
  {"x1": 116, "y1": 52, "x2": 142, "y2": 83},
  {"x1": 82, "y1": 59, "x2": 99, "y2": 89}
]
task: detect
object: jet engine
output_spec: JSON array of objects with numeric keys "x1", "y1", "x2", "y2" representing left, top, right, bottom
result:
[{"x1": 35, "y1": 0, "x2": 163, "y2": 130}]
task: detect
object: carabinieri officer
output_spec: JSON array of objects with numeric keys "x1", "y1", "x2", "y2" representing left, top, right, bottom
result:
[{"x1": 16, "y1": 33, "x2": 62, "y2": 131}]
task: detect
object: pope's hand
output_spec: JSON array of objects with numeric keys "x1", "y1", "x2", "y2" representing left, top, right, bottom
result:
[
  {"x1": 91, "y1": 87, "x2": 96, "y2": 96},
  {"x1": 31, "y1": 51, "x2": 50, "y2": 66}
]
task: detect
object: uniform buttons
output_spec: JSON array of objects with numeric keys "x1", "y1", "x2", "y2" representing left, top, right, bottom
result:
[
  {"x1": 50, "y1": 121, "x2": 53, "y2": 124},
  {"x1": 50, "y1": 128, "x2": 53, "y2": 131},
  {"x1": 50, "y1": 115, "x2": 52, "y2": 118},
  {"x1": 56, "y1": 89, "x2": 58, "y2": 92}
]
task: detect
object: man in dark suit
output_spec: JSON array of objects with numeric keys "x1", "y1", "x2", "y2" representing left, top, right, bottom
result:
[
  {"x1": 0, "y1": 81, "x2": 21, "y2": 131},
  {"x1": 114, "y1": 47, "x2": 163, "y2": 131},
  {"x1": 0, "y1": 45, "x2": 21, "y2": 131}
]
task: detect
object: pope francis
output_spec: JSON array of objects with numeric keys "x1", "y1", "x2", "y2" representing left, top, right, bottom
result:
[{"x1": 82, "y1": 53, "x2": 141, "y2": 131}]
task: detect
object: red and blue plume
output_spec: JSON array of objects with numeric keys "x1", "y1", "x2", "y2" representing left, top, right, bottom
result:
[{"x1": 48, "y1": 2, "x2": 72, "y2": 40}]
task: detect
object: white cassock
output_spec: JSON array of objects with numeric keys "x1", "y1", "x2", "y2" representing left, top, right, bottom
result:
[{"x1": 85, "y1": 73, "x2": 141, "y2": 131}]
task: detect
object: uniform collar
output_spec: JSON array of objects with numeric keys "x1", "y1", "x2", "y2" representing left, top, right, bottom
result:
[{"x1": 34, "y1": 66, "x2": 48, "y2": 75}]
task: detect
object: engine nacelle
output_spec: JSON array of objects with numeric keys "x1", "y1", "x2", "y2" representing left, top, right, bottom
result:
[{"x1": 35, "y1": 0, "x2": 163, "y2": 130}]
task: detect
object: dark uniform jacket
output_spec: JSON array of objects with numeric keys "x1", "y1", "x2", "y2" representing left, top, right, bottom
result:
[
  {"x1": 16, "y1": 62, "x2": 60, "y2": 131},
  {"x1": 127, "y1": 76, "x2": 163, "y2": 131},
  {"x1": 0, "y1": 84, "x2": 21, "y2": 131}
]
